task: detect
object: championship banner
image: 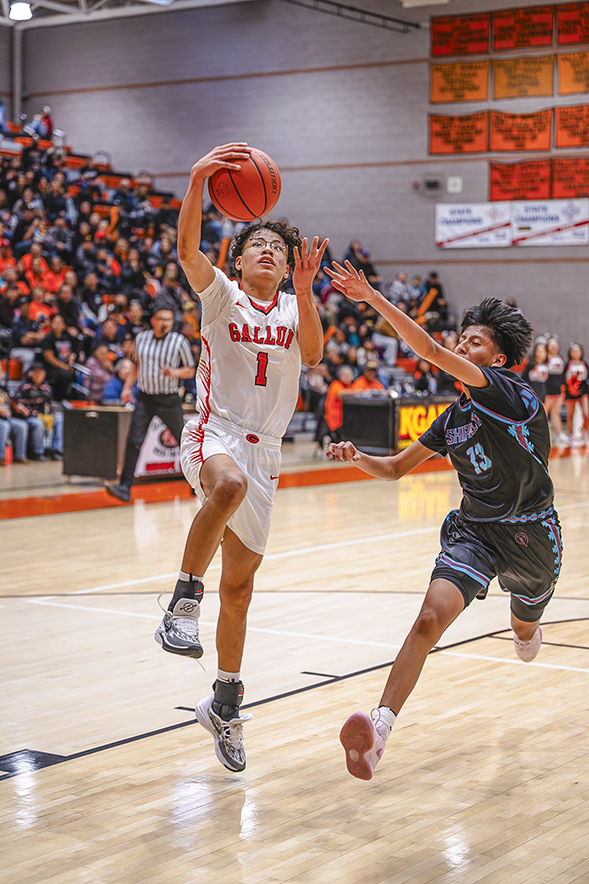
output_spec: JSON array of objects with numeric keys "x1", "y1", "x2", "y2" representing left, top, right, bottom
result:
[
  {"x1": 429, "y1": 112, "x2": 488, "y2": 154},
  {"x1": 557, "y1": 2, "x2": 589, "y2": 46},
  {"x1": 558, "y1": 51, "x2": 589, "y2": 94},
  {"x1": 135, "y1": 415, "x2": 181, "y2": 478},
  {"x1": 397, "y1": 402, "x2": 454, "y2": 450},
  {"x1": 435, "y1": 202, "x2": 512, "y2": 248},
  {"x1": 552, "y1": 157, "x2": 589, "y2": 198},
  {"x1": 489, "y1": 108, "x2": 552, "y2": 151},
  {"x1": 431, "y1": 13, "x2": 490, "y2": 56},
  {"x1": 493, "y1": 56, "x2": 554, "y2": 99},
  {"x1": 492, "y1": 6, "x2": 554, "y2": 51},
  {"x1": 489, "y1": 160, "x2": 552, "y2": 201},
  {"x1": 555, "y1": 104, "x2": 589, "y2": 147},
  {"x1": 430, "y1": 61, "x2": 489, "y2": 103},
  {"x1": 511, "y1": 199, "x2": 589, "y2": 245}
]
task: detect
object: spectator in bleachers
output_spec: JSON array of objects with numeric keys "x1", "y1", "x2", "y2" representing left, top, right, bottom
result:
[
  {"x1": 120, "y1": 247, "x2": 148, "y2": 296},
  {"x1": 42, "y1": 255, "x2": 68, "y2": 293},
  {"x1": 82, "y1": 342, "x2": 114, "y2": 403},
  {"x1": 29, "y1": 286, "x2": 56, "y2": 327},
  {"x1": 324, "y1": 365, "x2": 357, "y2": 439},
  {"x1": 413, "y1": 358, "x2": 437, "y2": 394},
  {"x1": 14, "y1": 362, "x2": 62, "y2": 459},
  {"x1": 56, "y1": 283, "x2": 86, "y2": 340},
  {"x1": 0, "y1": 387, "x2": 30, "y2": 463},
  {"x1": 0, "y1": 283, "x2": 22, "y2": 329},
  {"x1": 125, "y1": 300, "x2": 146, "y2": 338},
  {"x1": 79, "y1": 270, "x2": 104, "y2": 320},
  {"x1": 388, "y1": 271, "x2": 412, "y2": 306},
  {"x1": 0, "y1": 238, "x2": 16, "y2": 276},
  {"x1": 46, "y1": 216, "x2": 73, "y2": 262},
  {"x1": 41, "y1": 312, "x2": 78, "y2": 400},
  {"x1": 103, "y1": 357, "x2": 137, "y2": 403},
  {"x1": 156, "y1": 262, "x2": 187, "y2": 325},
  {"x1": 351, "y1": 361, "x2": 385, "y2": 394},
  {"x1": 342, "y1": 239, "x2": 381, "y2": 290},
  {"x1": 42, "y1": 177, "x2": 67, "y2": 220},
  {"x1": 11, "y1": 296, "x2": 45, "y2": 374},
  {"x1": 92, "y1": 315, "x2": 124, "y2": 357}
]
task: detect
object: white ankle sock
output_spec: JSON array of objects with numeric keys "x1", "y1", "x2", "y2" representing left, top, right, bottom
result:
[
  {"x1": 376, "y1": 706, "x2": 397, "y2": 734},
  {"x1": 179, "y1": 570, "x2": 204, "y2": 583},
  {"x1": 217, "y1": 669, "x2": 241, "y2": 684}
]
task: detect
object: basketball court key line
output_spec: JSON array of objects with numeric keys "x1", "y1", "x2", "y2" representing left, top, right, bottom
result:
[
  {"x1": 24, "y1": 598, "x2": 589, "y2": 673},
  {"x1": 69, "y1": 525, "x2": 440, "y2": 594}
]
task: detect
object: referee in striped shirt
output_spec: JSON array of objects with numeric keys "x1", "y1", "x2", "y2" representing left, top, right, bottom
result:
[{"x1": 105, "y1": 305, "x2": 195, "y2": 503}]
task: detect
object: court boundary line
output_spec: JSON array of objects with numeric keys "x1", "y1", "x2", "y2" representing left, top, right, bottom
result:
[{"x1": 2, "y1": 617, "x2": 588, "y2": 782}]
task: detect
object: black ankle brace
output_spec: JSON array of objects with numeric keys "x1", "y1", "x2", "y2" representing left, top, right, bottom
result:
[
  {"x1": 212, "y1": 680, "x2": 244, "y2": 720},
  {"x1": 169, "y1": 576, "x2": 204, "y2": 610}
]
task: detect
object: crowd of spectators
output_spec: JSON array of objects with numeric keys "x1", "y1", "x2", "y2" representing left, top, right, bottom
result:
[{"x1": 1, "y1": 130, "x2": 584, "y2": 464}]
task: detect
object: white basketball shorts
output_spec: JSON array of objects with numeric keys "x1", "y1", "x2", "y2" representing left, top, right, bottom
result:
[{"x1": 180, "y1": 413, "x2": 282, "y2": 556}]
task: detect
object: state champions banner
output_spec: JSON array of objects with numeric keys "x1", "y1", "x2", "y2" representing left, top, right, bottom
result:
[
  {"x1": 511, "y1": 199, "x2": 589, "y2": 245},
  {"x1": 430, "y1": 61, "x2": 489, "y2": 103},
  {"x1": 493, "y1": 56, "x2": 554, "y2": 99},
  {"x1": 429, "y1": 112, "x2": 488, "y2": 154},
  {"x1": 558, "y1": 51, "x2": 589, "y2": 94},
  {"x1": 555, "y1": 104, "x2": 589, "y2": 146},
  {"x1": 490, "y1": 108, "x2": 552, "y2": 151},
  {"x1": 435, "y1": 203, "x2": 512, "y2": 248},
  {"x1": 489, "y1": 160, "x2": 552, "y2": 201},
  {"x1": 492, "y1": 6, "x2": 554, "y2": 51},
  {"x1": 431, "y1": 13, "x2": 490, "y2": 56},
  {"x1": 552, "y1": 157, "x2": 589, "y2": 198},
  {"x1": 557, "y1": 2, "x2": 589, "y2": 45}
]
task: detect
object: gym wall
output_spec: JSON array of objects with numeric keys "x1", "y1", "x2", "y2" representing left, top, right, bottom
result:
[{"x1": 18, "y1": 0, "x2": 589, "y2": 344}]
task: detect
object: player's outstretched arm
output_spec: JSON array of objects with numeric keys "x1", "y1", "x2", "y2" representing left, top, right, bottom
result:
[
  {"x1": 293, "y1": 236, "x2": 329, "y2": 367},
  {"x1": 326, "y1": 438, "x2": 435, "y2": 480},
  {"x1": 178, "y1": 143, "x2": 251, "y2": 294},
  {"x1": 325, "y1": 261, "x2": 487, "y2": 389}
]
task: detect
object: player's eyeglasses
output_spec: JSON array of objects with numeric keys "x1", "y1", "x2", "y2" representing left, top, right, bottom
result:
[{"x1": 246, "y1": 238, "x2": 288, "y2": 255}]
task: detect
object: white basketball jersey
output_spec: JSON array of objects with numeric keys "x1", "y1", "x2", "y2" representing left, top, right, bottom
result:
[{"x1": 195, "y1": 268, "x2": 301, "y2": 438}]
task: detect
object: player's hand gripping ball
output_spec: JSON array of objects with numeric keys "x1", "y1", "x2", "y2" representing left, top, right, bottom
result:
[{"x1": 208, "y1": 148, "x2": 281, "y2": 222}]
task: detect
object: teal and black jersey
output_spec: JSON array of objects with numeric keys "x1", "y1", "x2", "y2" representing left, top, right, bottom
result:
[{"x1": 420, "y1": 366, "x2": 554, "y2": 522}]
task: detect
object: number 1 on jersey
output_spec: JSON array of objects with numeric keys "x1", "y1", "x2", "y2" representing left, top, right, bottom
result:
[{"x1": 255, "y1": 352, "x2": 268, "y2": 386}]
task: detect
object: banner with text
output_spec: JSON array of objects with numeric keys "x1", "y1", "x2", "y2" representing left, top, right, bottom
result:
[
  {"x1": 493, "y1": 55, "x2": 554, "y2": 99},
  {"x1": 490, "y1": 108, "x2": 552, "y2": 151},
  {"x1": 429, "y1": 112, "x2": 488, "y2": 154},
  {"x1": 492, "y1": 6, "x2": 554, "y2": 51},
  {"x1": 555, "y1": 104, "x2": 589, "y2": 146},
  {"x1": 135, "y1": 415, "x2": 181, "y2": 478},
  {"x1": 435, "y1": 202, "x2": 512, "y2": 248},
  {"x1": 558, "y1": 50, "x2": 589, "y2": 94},
  {"x1": 430, "y1": 61, "x2": 490, "y2": 102},
  {"x1": 490, "y1": 160, "x2": 552, "y2": 201},
  {"x1": 552, "y1": 157, "x2": 589, "y2": 198},
  {"x1": 511, "y1": 199, "x2": 589, "y2": 245},
  {"x1": 431, "y1": 13, "x2": 490, "y2": 56},
  {"x1": 557, "y1": 2, "x2": 589, "y2": 45}
]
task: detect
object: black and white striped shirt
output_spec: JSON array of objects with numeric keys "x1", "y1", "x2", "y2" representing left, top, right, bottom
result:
[{"x1": 134, "y1": 329, "x2": 194, "y2": 395}]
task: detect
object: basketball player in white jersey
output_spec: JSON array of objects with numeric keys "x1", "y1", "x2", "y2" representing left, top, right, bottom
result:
[{"x1": 155, "y1": 143, "x2": 327, "y2": 771}]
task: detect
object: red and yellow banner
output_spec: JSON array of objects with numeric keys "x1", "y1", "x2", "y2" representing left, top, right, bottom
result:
[
  {"x1": 558, "y1": 51, "x2": 589, "y2": 94},
  {"x1": 555, "y1": 104, "x2": 589, "y2": 147},
  {"x1": 493, "y1": 55, "x2": 554, "y2": 99},
  {"x1": 552, "y1": 157, "x2": 589, "y2": 197},
  {"x1": 429, "y1": 112, "x2": 489, "y2": 154},
  {"x1": 430, "y1": 61, "x2": 489, "y2": 103},
  {"x1": 489, "y1": 160, "x2": 552, "y2": 201},
  {"x1": 557, "y1": 2, "x2": 589, "y2": 45},
  {"x1": 490, "y1": 109, "x2": 552, "y2": 151},
  {"x1": 492, "y1": 6, "x2": 554, "y2": 51},
  {"x1": 397, "y1": 403, "x2": 452, "y2": 450},
  {"x1": 431, "y1": 13, "x2": 490, "y2": 56}
]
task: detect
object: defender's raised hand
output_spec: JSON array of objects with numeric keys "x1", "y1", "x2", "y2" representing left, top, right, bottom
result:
[{"x1": 325, "y1": 260, "x2": 378, "y2": 304}]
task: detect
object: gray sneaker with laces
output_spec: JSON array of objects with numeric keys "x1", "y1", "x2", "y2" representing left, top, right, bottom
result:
[
  {"x1": 195, "y1": 682, "x2": 251, "y2": 772},
  {"x1": 154, "y1": 597, "x2": 203, "y2": 658}
]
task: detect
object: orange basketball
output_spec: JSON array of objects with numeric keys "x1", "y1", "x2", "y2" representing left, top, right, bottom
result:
[{"x1": 208, "y1": 148, "x2": 281, "y2": 223}]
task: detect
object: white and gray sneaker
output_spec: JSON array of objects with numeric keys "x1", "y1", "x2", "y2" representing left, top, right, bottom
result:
[
  {"x1": 155, "y1": 596, "x2": 203, "y2": 659},
  {"x1": 195, "y1": 693, "x2": 252, "y2": 772}
]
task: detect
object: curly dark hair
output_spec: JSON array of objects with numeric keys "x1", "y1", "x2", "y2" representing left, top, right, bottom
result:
[
  {"x1": 461, "y1": 297, "x2": 533, "y2": 369},
  {"x1": 231, "y1": 220, "x2": 302, "y2": 289}
]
